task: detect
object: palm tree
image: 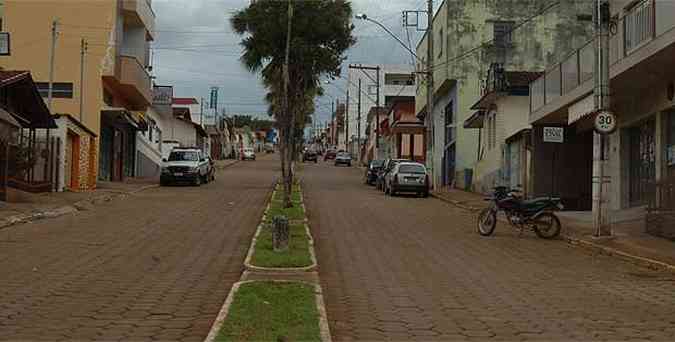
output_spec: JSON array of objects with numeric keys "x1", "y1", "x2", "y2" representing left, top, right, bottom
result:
[{"x1": 231, "y1": 0, "x2": 356, "y2": 207}]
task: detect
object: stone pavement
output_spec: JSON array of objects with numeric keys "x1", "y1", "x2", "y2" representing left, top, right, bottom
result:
[
  {"x1": 432, "y1": 188, "x2": 675, "y2": 270},
  {"x1": 304, "y1": 163, "x2": 675, "y2": 341},
  {"x1": 0, "y1": 155, "x2": 277, "y2": 341}
]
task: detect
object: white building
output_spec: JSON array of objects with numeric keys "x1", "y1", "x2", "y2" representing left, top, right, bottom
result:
[{"x1": 345, "y1": 64, "x2": 416, "y2": 159}]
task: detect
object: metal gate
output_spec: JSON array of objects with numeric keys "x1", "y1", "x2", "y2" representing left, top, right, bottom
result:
[{"x1": 629, "y1": 119, "x2": 656, "y2": 206}]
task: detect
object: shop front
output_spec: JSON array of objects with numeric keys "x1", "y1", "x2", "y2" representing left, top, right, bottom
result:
[{"x1": 99, "y1": 108, "x2": 146, "y2": 182}]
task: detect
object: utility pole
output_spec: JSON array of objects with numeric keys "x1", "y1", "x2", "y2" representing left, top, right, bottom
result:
[
  {"x1": 47, "y1": 20, "x2": 58, "y2": 112},
  {"x1": 345, "y1": 87, "x2": 349, "y2": 151},
  {"x1": 375, "y1": 65, "x2": 380, "y2": 159},
  {"x1": 357, "y1": 78, "x2": 362, "y2": 163},
  {"x1": 592, "y1": 0, "x2": 612, "y2": 237},
  {"x1": 200, "y1": 97, "x2": 204, "y2": 126},
  {"x1": 426, "y1": 0, "x2": 435, "y2": 189},
  {"x1": 79, "y1": 38, "x2": 87, "y2": 122}
]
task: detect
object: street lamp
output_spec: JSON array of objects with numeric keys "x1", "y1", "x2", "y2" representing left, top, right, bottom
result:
[{"x1": 354, "y1": 13, "x2": 421, "y2": 62}]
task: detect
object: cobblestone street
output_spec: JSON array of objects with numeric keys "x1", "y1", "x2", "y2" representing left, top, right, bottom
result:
[
  {"x1": 304, "y1": 162, "x2": 675, "y2": 341},
  {"x1": 0, "y1": 158, "x2": 276, "y2": 341}
]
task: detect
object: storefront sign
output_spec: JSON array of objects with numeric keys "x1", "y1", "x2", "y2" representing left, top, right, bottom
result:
[
  {"x1": 152, "y1": 85, "x2": 173, "y2": 105},
  {"x1": 594, "y1": 110, "x2": 617, "y2": 134},
  {"x1": 543, "y1": 127, "x2": 564, "y2": 143}
]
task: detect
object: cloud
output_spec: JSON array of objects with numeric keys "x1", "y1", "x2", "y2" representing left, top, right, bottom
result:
[{"x1": 152, "y1": 0, "x2": 425, "y2": 122}]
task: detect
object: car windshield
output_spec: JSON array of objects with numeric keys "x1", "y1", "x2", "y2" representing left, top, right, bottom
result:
[
  {"x1": 398, "y1": 164, "x2": 426, "y2": 174},
  {"x1": 337, "y1": 153, "x2": 350, "y2": 158},
  {"x1": 371, "y1": 160, "x2": 384, "y2": 168},
  {"x1": 168, "y1": 151, "x2": 199, "y2": 161}
]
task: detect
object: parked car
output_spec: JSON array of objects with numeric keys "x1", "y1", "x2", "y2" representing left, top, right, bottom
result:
[
  {"x1": 376, "y1": 158, "x2": 409, "y2": 190},
  {"x1": 160, "y1": 148, "x2": 210, "y2": 186},
  {"x1": 334, "y1": 152, "x2": 352, "y2": 166},
  {"x1": 264, "y1": 143, "x2": 275, "y2": 153},
  {"x1": 324, "y1": 150, "x2": 337, "y2": 161},
  {"x1": 303, "y1": 149, "x2": 318, "y2": 163},
  {"x1": 243, "y1": 148, "x2": 256, "y2": 160},
  {"x1": 384, "y1": 162, "x2": 429, "y2": 197},
  {"x1": 364, "y1": 159, "x2": 384, "y2": 185}
]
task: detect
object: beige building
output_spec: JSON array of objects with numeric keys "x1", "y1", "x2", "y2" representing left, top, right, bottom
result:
[
  {"x1": 1, "y1": 0, "x2": 155, "y2": 188},
  {"x1": 416, "y1": 0, "x2": 593, "y2": 190},
  {"x1": 528, "y1": 0, "x2": 675, "y2": 224}
]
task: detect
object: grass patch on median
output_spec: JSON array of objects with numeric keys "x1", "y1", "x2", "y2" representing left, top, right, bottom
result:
[
  {"x1": 266, "y1": 201, "x2": 305, "y2": 221},
  {"x1": 251, "y1": 224, "x2": 312, "y2": 268},
  {"x1": 215, "y1": 281, "x2": 320, "y2": 342}
]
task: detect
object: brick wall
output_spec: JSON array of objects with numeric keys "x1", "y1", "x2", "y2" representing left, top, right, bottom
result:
[{"x1": 61, "y1": 117, "x2": 97, "y2": 191}]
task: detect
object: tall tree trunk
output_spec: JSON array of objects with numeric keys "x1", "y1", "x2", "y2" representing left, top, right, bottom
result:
[{"x1": 281, "y1": 0, "x2": 294, "y2": 209}]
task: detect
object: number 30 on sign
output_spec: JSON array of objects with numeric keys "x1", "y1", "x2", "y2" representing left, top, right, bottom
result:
[{"x1": 594, "y1": 111, "x2": 617, "y2": 134}]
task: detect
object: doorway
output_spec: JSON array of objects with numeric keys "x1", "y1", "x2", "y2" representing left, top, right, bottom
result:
[
  {"x1": 65, "y1": 131, "x2": 81, "y2": 190},
  {"x1": 629, "y1": 118, "x2": 656, "y2": 206}
]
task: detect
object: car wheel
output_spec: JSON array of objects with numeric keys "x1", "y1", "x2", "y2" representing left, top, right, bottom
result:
[
  {"x1": 193, "y1": 176, "x2": 201, "y2": 186},
  {"x1": 347, "y1": 163, "x2": 351, "y2": 167}
]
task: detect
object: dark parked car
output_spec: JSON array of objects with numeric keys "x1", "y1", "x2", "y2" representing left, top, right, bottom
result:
[
  {"x1": 376, "y1": 158, "x2": 410, "y2": 191},
  {"x1": 334, "y1": 152, "x2": 352, "y2": 166},
  {"x1": 364, "y1": 159, "x2": 384, "y2": 185},
  {"x1": 303, "y1": 149, "x2": 318, "y2": 163},
  {"x1": 324, "y1": 150, "x2": 337, "y2": 161}
]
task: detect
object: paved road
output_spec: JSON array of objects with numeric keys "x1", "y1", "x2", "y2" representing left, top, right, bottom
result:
[
  {"x1": 0, "y1": 157, "x2": 276, "y2": 341},
  {"x1": 304, "y1": 162, "x2": 675, "y2": 341}
]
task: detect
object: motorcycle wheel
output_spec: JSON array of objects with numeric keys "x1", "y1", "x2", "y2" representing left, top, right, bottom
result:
[
  {"x1": 533, "y1": 212, "x2": 561, "y2": 239},
  {"x1": 477, "y1": 208, "x2": 497, "y2": 236}
]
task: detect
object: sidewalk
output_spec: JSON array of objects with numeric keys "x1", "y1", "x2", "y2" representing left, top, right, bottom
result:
[
  {"x1": 432, "y1": 188, "x2": 675, "y2": 271},
  {"x1": 0, "y1": 179, "x2": 158, "y2": 229}
]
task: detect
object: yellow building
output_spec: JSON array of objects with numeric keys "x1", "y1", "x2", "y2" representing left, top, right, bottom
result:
[{"x1": 0, "y1": 0, "x2": 154, "y2": 189}]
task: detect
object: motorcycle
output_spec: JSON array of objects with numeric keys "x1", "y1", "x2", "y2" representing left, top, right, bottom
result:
[{"x1": 477, "y1": 186, "x2": 563, "y2": 239}]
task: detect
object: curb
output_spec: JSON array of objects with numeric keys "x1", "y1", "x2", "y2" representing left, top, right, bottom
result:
[
  {"x1": 203, "y1": 280, "x2": 332, "y2": 342},
  {"x1": 244, "y1": 223, "x2": 318, "y2": 273},
  {"x1": 430, "y1": 192, "x2": 482, "y2": 212},
  {"x1": 430, "y1": 192, "x2": 675, "y2": 273},
  {"x1": 0, "y1": 184, "x2": 160, "y2": 231},
  {"x1": 214, "y1": 160, "x2": 240, "y2": 170}
]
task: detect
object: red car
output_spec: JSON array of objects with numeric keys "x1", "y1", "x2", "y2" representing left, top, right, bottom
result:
[{"x1": 324, "y1": 150, "x2": 337, "y2": 161}]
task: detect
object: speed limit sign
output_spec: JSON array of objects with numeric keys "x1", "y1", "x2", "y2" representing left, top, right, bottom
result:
[{"x1": 594, "y1": 110, "x2": 617, "y2": 134}]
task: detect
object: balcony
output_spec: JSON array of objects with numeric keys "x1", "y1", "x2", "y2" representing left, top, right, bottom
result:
[
  {"x1": 118, "y1": 55, "x2": 152, "y2": 108},
  {"x1": 122, "y1": 0, "x2": 156, "y2": 39},
  {"x1": 529, "y1": 0, "x2": 675, "y2": 124}
]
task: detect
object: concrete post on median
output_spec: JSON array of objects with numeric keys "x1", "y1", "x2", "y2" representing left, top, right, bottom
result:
[{"x1": 272, "y1": 215, "x2": 290, "y2": 252}]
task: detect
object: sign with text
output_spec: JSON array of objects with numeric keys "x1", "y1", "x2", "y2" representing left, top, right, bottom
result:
[
  {"x1": 543, "y1": 127, "x2": 564, "y2": 143},
  {"x1": 594, "y1": 110, "x2": 617, "y2": 134},
  {"x1": 209, "y1": 87, "x2": 218, "y2": 109},
  {"x1": 152, "y1": 85, "x2": 173, "y2": 105}
]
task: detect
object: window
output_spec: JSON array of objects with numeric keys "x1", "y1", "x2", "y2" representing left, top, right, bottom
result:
[
  {"x1": 437, "y1": 28, "x2": 443, "y2": 58},
  {"x1": 444, "y1": 101, "x2": 455, "y2": 145},
  {"x1": 493, "y1": 21, "x2": 514, "y2": 47},
  {"x1": 36, "y1": 82, "x2": 73, "y2": 98},
  {"x1": 103, "y1": 89, "x2": 113, "y2": 106}
]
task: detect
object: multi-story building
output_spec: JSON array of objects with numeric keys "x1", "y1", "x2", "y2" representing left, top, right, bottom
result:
[
  {"x1": 527, "y1": 0, "x2": 675, "y2": 218},
  {"x1": 2, "y1": 0, "x2": 156, "y2": 186},
  {"x1": 415, "y1": 0, "x2": 592, "y2": 190},
  {"x1": 346, "y1": 64, "x2": 415, "y2": 159}
]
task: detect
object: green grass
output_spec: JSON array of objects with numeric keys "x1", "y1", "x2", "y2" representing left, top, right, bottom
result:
[
  {"x1": 215, "y1": 281, "x2": 320, "y2": 342},
  {"x1": 266, "y1": 202, "x2": 305, "y2": 221},
  {"x1": 251, "y1": 224, "x2": 312, "y2": 268}
]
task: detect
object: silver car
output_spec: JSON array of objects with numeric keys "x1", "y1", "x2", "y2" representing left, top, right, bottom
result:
[
  {"x1": 334, "y1": 152, "x2": 352, "y2": 167},
  {"x1": 384, "y1": 162, "x2": 429, "y2": 197}
]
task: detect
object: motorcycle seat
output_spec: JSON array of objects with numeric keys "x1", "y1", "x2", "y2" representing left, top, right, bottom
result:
[{"x1": 521, "y1": 197, "x2": 559, "y2": 206}]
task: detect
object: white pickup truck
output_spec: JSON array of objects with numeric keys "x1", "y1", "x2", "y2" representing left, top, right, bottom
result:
[{"x1": 160, "y1": 148, "x2": 211, "y2": 186}]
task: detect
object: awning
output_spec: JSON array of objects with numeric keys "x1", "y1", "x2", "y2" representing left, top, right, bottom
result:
[
  {"x1": 568, "y1": 94, "x2": 595, "y2": 125},
  {"x1": 0, "y1": 108, "x2": 23, "y2": 128},
  {"x1": 463, "y1": 111, "x2": 485, "y2": 129},
  {"x1": 470, "y1": 91, "x2": 499, "y2": 110},
  {"x1": 101, "y1": 107, "x2": 146, "y2": 130}
]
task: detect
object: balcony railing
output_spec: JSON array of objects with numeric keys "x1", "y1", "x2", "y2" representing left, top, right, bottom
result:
[
  {"x1": 120, "y1": 55, "x2": 152, "y2": 104},
  {"x1": 530, "y1": 0, "x2": 674, "y2": 114}
]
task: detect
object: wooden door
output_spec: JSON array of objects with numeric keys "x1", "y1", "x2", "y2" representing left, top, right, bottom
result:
[{"x1": 64, "y1": 133, "x2": 73, "y2": 188}]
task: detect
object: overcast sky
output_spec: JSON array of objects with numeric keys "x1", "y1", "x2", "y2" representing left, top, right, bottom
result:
[{"x1": 152, "y1": 0, "x2": 433, "y2": 124}]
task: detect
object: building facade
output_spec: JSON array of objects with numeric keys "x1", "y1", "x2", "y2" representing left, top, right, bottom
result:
[
  {"x1": 2, "y1": 0, "x2": 156, "y2": 185},
  {"x1": 528, "y1": 0, "x2": 675, "y2": 216},
  {"x1": 416, "y1": 0, "x2": 593, "y2": 190}
]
